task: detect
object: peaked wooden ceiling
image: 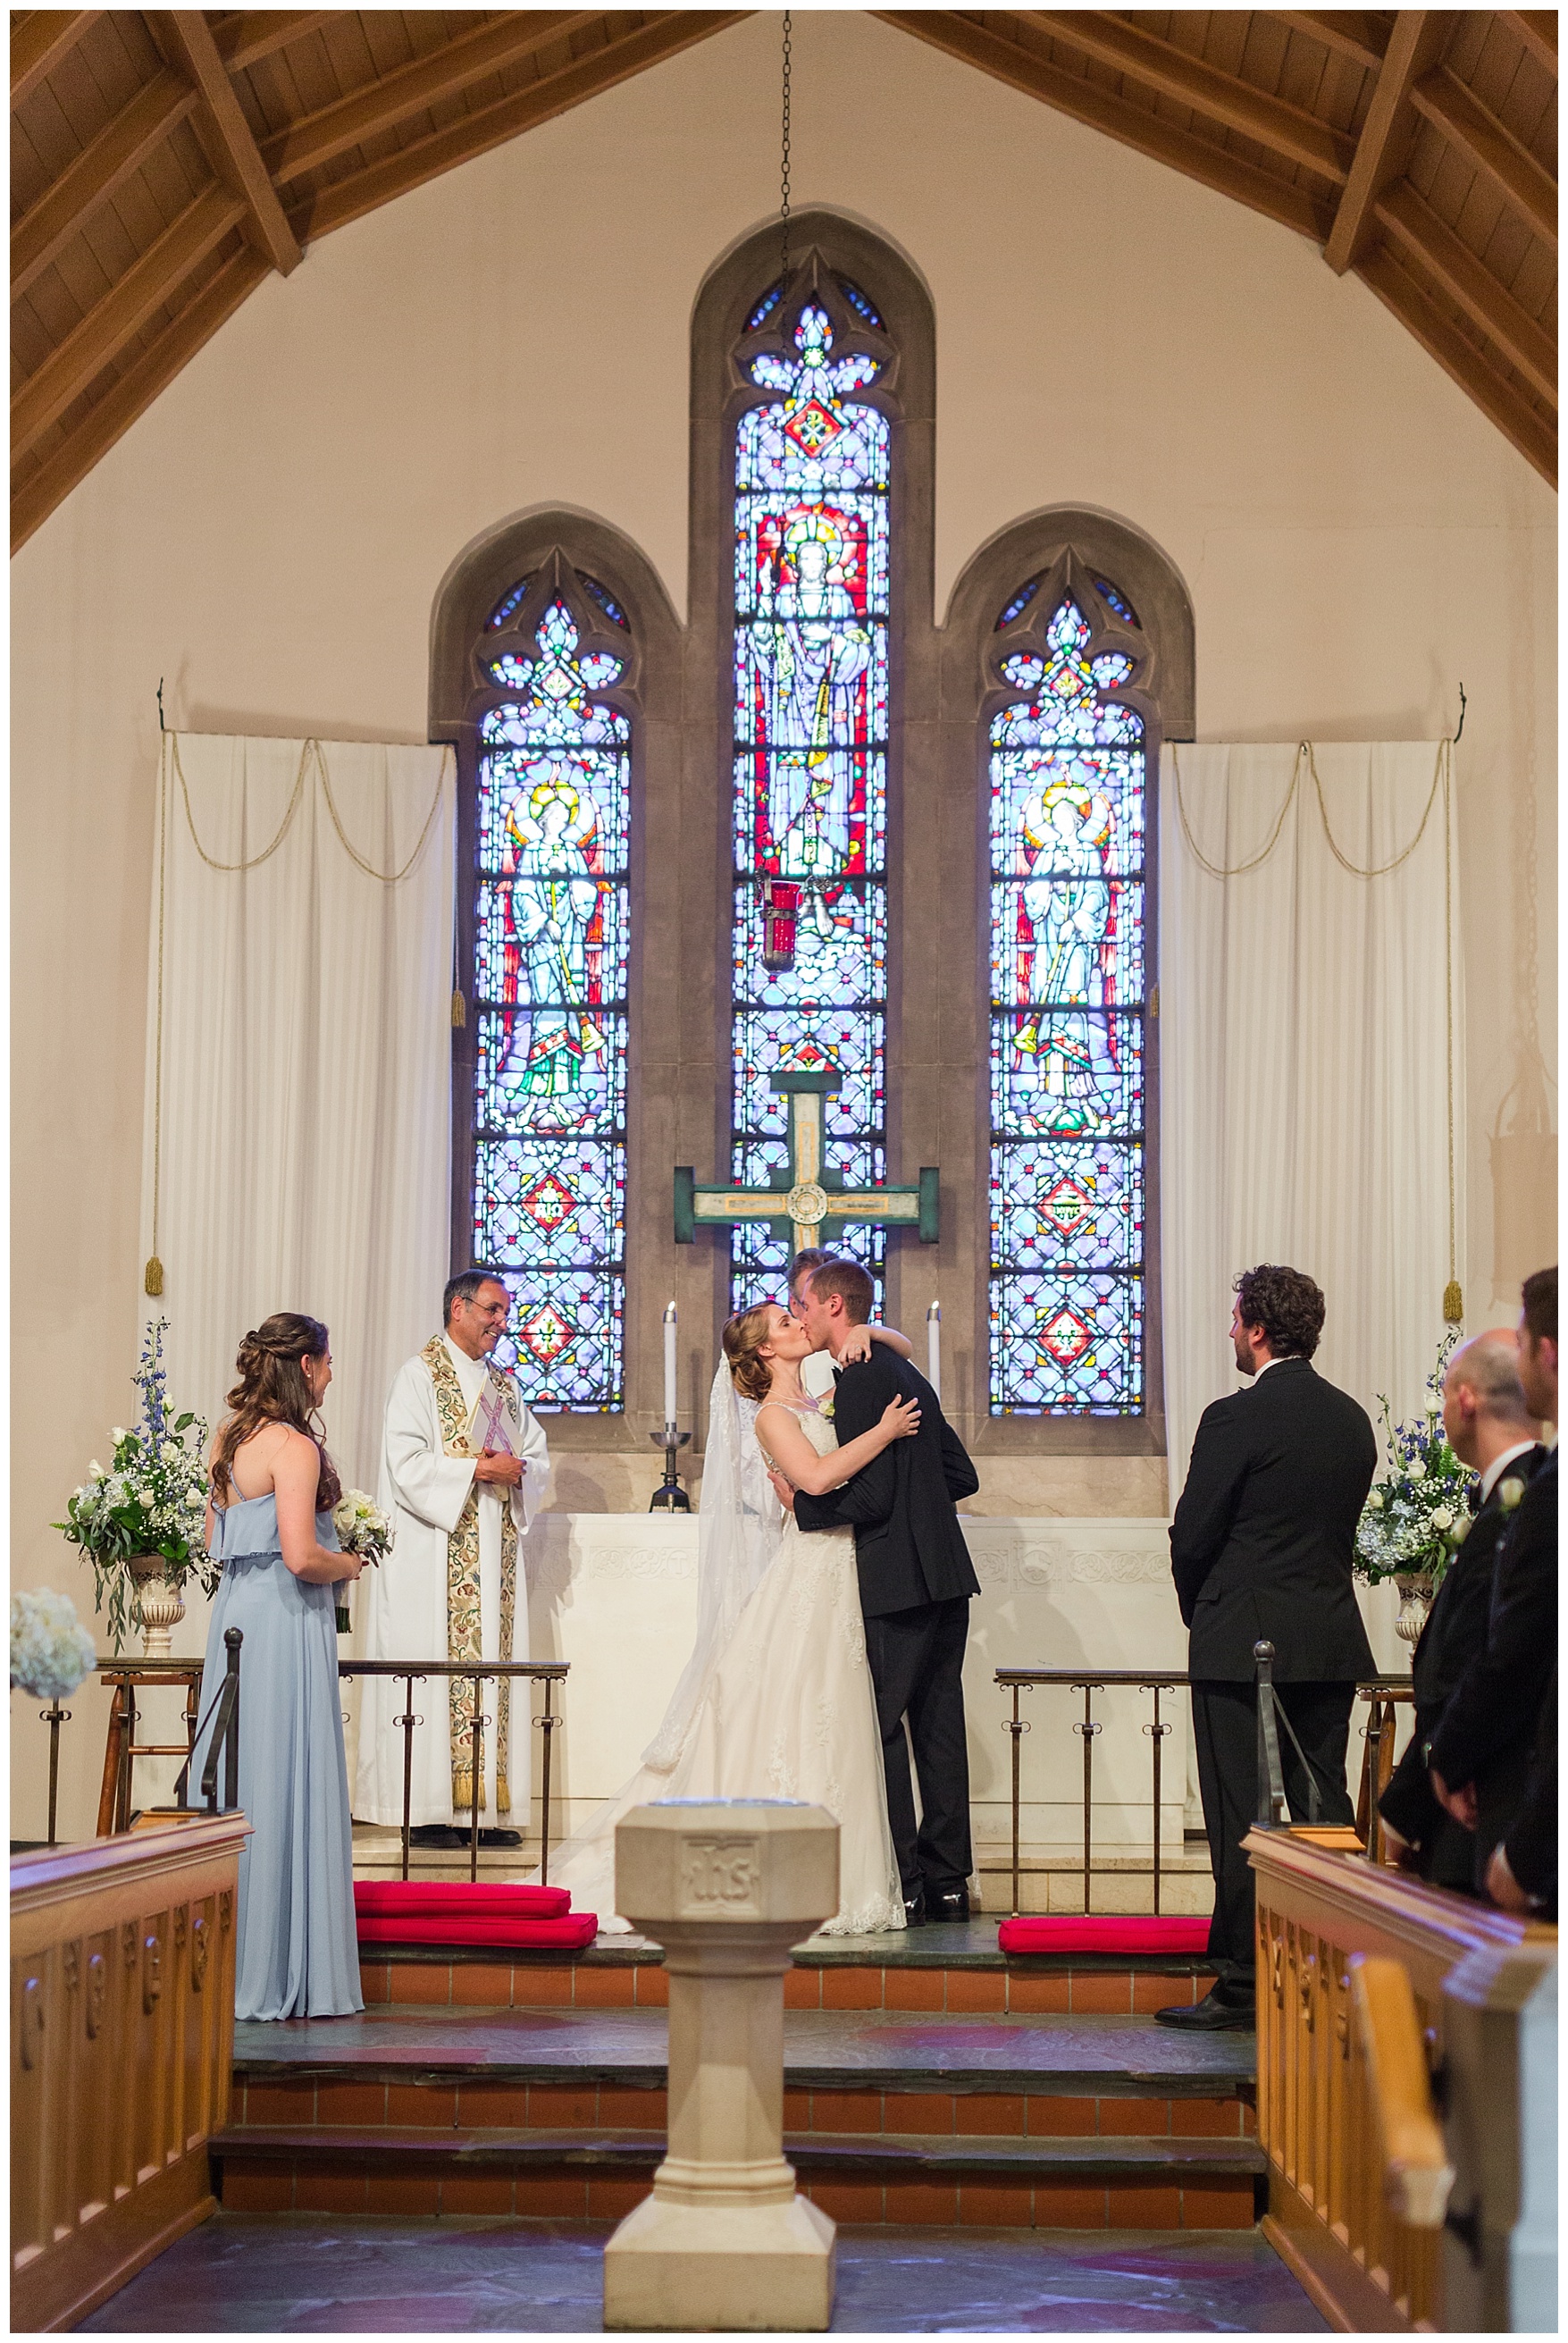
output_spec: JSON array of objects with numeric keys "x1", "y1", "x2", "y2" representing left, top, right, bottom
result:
[{"x1": 11, "y1": 10, "x2": 1558, "y2": 550}]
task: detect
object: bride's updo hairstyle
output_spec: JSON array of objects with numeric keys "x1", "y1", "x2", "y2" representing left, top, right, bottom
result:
[
  {"x1": 212, "y1": 1312, "x2": 341, "y2": 1510},
  {"x1": 722, "y1": 1303, "x2": 781, "y2": 1403}
]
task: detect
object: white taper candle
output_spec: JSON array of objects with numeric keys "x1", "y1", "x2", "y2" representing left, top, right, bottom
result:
[
  {"x1": 927, "y1": 1299, "x2": 941, "y2": 1398},
  {"x1": 663, "y1": 1300, "x2": 678, "y2": 1429}
]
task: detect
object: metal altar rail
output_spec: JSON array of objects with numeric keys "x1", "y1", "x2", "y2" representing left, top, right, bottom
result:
[
  {"x1": 336, "y1": 1661, "x2": 570, "y2": 1885},
  {"x1": 991, "y1": 1668, "x2": 1414, "y2": 1917}
]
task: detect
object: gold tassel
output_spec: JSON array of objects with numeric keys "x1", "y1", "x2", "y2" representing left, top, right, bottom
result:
[
  {"x1": 450, "y1": 1766, "x2": 486, "y2": 1815},
  {"x1": 144, "y1": 1256, "x2": 164, "y2": 1297},
  {"x1": 495, "y1": 1779, "x2": 510, "y2": 1817},
  {"x1": 1443, "y1": 1279, "x2": 1463, "y2": 1325},
  {"x1": 450, "y1": 989, "x2": 466, "y2": 1029}
]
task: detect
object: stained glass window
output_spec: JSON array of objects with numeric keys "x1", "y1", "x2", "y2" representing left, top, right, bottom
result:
[
  {"x1": 729, "y1": 297, "x2": 890, "y2": 1309},
  {"x1": 470, "y1": 588, "x2": 629, "y2": 1408},
  {"x1": 989, "y1": 586, "x2": 1147, "y2": 1413}
]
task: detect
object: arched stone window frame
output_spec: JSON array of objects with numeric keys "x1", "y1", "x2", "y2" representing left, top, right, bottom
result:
[
  {"x1": 430, "y1": 508, "x2": 682, "y2": 1453},
  {"x1": 940, "y1": 511, "x2": 1195, "y2": 1457},
  {"x1": 683, "y1": 209, "x2": 938, "y2": 1348}
]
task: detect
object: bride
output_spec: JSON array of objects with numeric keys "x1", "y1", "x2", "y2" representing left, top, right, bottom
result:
[{"x1": 546, "y1": 1301, "x2": 920, "y2": 1934}]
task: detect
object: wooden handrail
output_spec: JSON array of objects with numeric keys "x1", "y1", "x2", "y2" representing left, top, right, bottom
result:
[{"x1": 1349, "y1": 1953, "x2": 1455, "y2": 2227}]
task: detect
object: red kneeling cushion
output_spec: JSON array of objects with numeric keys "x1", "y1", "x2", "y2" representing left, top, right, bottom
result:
[
  {"x1": 356, "y1": 1911, "x2": 599, "y2": 1950},
  {"x1": 354, "y1": 1881, "x2": 570, "y2": 1919},
  {"x1": 997, "y1": 1915, "x2": 1212, "y2": 1955}
]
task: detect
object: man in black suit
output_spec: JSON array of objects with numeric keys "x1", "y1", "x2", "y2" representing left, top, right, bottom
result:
[
  {"x1": 1157, "y1": 1264, "x2": 1376, "y2": 2031},
  {"x1": 775, "y1": 1256, "x2": 981, "y2": 1926},
  {"x1": 1379, "y1": 1331, "x2": 1545, "y2": 1889},
  {"x1": 1430, "y1": 1266, "x2": 1558, "y2": 1898}
]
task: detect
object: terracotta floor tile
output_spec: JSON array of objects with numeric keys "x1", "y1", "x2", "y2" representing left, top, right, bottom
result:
[
  {"x1": 357, "y1": 1964, "x2": 390, "y2": 2005},
  {"x1": 387, "y1": 1963, "x2": 452, "y2": 2005},
  {"x1": 526, "y1": 2082, "x2": 599, "y2": 2129},
  {"x1": 384, "y1": 2084, "x2": 457, "y2": 2129},
  {"x1": 457, "y1": 2080, "x2": 527, "y2": 2128},
  {"x1": 1242, "y1": 2102, "x2": 1258, "y2": 2136},
  {"x1": 1027, "y1": 2095, "x2": 1096, "y2": 2137},
  {"x1": 573, "y1": 1965, "x2": 637, "y2": 2007},
  {"x1": 1006, "y1": 1974, "x2": 1071, "y2": 2013},
  {"x1": 243, "y1": 2080, "x2": 315, "y2": 2126},
  {"x1": 367, "y1": 2173, "x2": 441, "y2": 2216},
  {"x1": 1097, "y1": 2099, "x2": 1170, "y2": 2136},
  {"x1": 883, "y1": 2092, "x2": 953, "y2": 2135},
  {"x1": 1194, "y1": 1973, "x2": 1219, "y2": 2001},
  {"x1": 450, "y1": 1963, "x2": 515, "y2": 2007},
  {"x1": 883, "y1": 2180, "x2": 958, "y2": 2224},
  {"x1": 821, "y1": 1969, "x2": 884, "y2": 2011},
  {"x1": 1033, "y1": 2182, "x2": 1108, "y2": 2228},
  {"x1": 809, "y1": 2089, "x2": 884, "y2": 2133},
  {"x1": 1134, "y1": 1973, "x2": 1194, "y2": 2013},
  {"x1": 1182, "y1": 2180, "x2": 1255, "y2": 2230},
  {"x1": 808, "y1": 2180, "x2": 883, "y2": 2224},
  {"x1": 955, "y1": 2093, "x2": 1026, "y2": 2137},
  {"x1": 314, "y1": 2080, "x2": 387, "y2": 2128},
  {"x1": 1105, "y1": 2181, "x2": 1182, "y2": 2229},
  {"x1": 296, "y1": 2171, "x2": 369, "y2": 2215},
  {"x1": 587, "y1": 2178, "x2": 653, "y2": 2219},
  {"x1": 221, "y1": 2161, "x2": 294, "y2": 2213},
  {"x1": 944, "y1": 1970, "x2": 1006, "y2": 2013},
  {"x1": 1069, "y1": 1972, "x2": 1132, "y2": 2014},
  {"x1": 633, "y1": 1964, "x2": 669, "y2": 2006},
  {"x1": 1170, "y1": 2097, "x2": 1243, "y2": 2137},
  {"x1": 958, "y1": 2180, "x2": 1034, "y2": 2228},
  {"x1": 885, "y1": 1968, "x2": 945, "y2": 2011},
  {"x1": 784, "y1": 1968, "x2": 822, "y2": 2009},
  {"x1": 514, "y1": 2175, "x2": 589, "y2": 2218},
  {"x1": 597, "y1": 2086, "x2": 667, "y2": 2130},
  {"x1": 783, "y1": 2088, "x2": 812, "y2": 2129},
  {"x1": 510, "y1": 1966, "x2": 574, "y2": 2007},
  {"x1": 440, "y1": 2174, "x2": 516, "y2": 2216}
]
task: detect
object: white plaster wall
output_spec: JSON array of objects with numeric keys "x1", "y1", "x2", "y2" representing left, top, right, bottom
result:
[{"x1": 11, "y1": 12, "x2": 1555, "y2": 1842}]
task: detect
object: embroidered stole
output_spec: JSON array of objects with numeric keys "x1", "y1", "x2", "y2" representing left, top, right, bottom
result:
[{"x1": 421, "y1": 1336, "x2": 518, "y2": 1814}]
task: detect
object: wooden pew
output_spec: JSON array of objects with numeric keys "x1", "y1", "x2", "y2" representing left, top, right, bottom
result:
[
  {"x1": 11, "y1": 1815, "x2": 248, "y2": 2332},
  {"x1": 1246, "y1": 1825, "x2": 1555, "y2": 2332}
]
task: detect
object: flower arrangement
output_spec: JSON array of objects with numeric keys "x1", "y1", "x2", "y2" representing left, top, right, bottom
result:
[
  {"x1": 54, "y1": 1321, "x2": 216, "y2": 1652},
  {"x1": 1354, "y1": 1333, "x2": 1474, "y2": 1597},
  {"x1": 331, "y1": 1490, "x2": 390, "y2": 1633},
  {"x1": 11, "y1": 1589, "x2": 97, "y2": 1701}
]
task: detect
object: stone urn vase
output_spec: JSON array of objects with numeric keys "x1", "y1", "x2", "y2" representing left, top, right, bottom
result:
[
  {"x1": 128, "y1": 1554, "x2": 185, "y2": 1659},
  {"x1": 1394, "y1": 1571, "x2": 1435, "y2": 1646}
]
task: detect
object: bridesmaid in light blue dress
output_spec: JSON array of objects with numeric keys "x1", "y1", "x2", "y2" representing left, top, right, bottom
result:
[{"x1": 192, "y1": 1313, "x2": 365, "y2": 2020}]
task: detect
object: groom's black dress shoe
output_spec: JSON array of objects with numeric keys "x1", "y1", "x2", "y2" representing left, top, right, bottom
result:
[
  {"x1": 1153, "y1": 1989, "x2": 1255, "y2": 2032},
  {"x1": 927, "y1": 1887, "x2": 970, "y2": 1923},
  {"x1": 408, "y1": 1825, "x2": 470, "y2": 1849},
  {"x1": 902, "y1": 1894, "x2": 927, "y2": 1927}
]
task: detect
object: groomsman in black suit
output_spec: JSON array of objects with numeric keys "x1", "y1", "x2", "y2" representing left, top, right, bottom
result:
[
  {"x1": 1158, "y1": 1265, "x2": 1376, "y2": 2031},
  {"x1": 1379, "y1": 1331, "x2": 1545, "y2": 1889},
  {"x1": 1430, "y1": 1266, "x2": 1558, "y2": 1903}
]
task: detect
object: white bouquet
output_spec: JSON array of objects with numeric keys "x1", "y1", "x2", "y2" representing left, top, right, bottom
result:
[
  {"x1": 1354, "y1": 1334, "x2": 1473, "y2": 1596},
  {"x1": 332, "y1": 1490, "x2": 391, "y2": 1563},
  {"x1": 11, "y1": 1588, "x2": 97, "y2": 1701}
]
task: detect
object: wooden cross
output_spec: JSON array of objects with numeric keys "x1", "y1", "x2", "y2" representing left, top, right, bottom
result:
[{"x1": 675, "y1": 1063, "x2": 938, "y2": 1255}]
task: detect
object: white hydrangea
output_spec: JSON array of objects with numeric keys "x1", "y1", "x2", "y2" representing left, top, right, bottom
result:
[{"x1": 11, "y1": 1589, "x2": 96, "y2": 1700}]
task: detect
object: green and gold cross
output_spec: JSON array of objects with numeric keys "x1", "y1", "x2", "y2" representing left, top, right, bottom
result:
[{"x1": 675, "y1": 1062, "x2": 938, "y2": 1255}]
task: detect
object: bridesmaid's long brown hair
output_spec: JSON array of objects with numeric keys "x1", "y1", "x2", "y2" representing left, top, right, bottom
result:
[{"x1": 211, "y1": 1312, "x2": 341, "y2": 1511}]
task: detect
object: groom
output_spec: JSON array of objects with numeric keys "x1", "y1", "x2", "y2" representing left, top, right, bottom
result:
[{"x1": 776, "y1": 1256, "x2": 982, "y2": 1925}]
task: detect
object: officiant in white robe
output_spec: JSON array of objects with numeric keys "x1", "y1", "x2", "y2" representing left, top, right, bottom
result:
[{"x1": 355, "y1": 1270, "x2": 550, "y2": 1841}]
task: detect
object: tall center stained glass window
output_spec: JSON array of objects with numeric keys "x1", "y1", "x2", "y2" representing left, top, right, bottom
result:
[
  {"x1": 989, "y1": 567, "x2": 1148, "y2": 1414},
  {"x1": 468, "y1": 575, "x2": 630, "y2": 1409},
  {"x1": 728, "y1": 283, "x2": 891, "y2": 1311}
]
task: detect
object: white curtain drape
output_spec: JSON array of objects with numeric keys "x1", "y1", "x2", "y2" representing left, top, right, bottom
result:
[
  {"x1": 139, "y1": 733, "x2": 455, "y2": 1498},
  {"x1": 1159, "y1": 740, "x2": 1463, "y2": 1514}
]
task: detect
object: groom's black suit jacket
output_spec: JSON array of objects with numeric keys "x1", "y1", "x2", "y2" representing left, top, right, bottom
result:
[{"x1": 792, "y1": 1349, "x2": 980, "y2": 1617}]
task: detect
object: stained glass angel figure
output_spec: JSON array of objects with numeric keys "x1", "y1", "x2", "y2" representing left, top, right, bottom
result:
[
  {"x1": 761, "y1": 511, "x2": 871, "y2": 888},
  {"x1": 498, "y1": 760, "x2": 608, "y2": 1120}
]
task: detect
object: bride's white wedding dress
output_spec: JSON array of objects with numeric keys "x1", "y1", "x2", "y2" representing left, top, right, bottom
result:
[{"x1": 547, "y1": 1385, "x2": 906, "y2": 1936}]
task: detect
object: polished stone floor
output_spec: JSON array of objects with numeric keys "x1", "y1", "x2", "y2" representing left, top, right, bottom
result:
[{"x1": 81, "y1": 2213, "x2": 1326, "y2": 2333}]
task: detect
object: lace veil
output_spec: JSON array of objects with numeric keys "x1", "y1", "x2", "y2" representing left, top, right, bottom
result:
[{"x1": 640, "y1": 1356, "x2": 784, "y2": 1771}]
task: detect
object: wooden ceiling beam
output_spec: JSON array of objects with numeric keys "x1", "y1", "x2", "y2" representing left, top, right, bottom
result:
[
  {"x1": 261, "y1": 9, "x2": 604, "y2": 184},
  {"x1": 213, "y1": 12, "x2": 337, "y2": 72},
  {"x1": 1359, "y1": 243, "x2": 1555, "y2": 484},
  {"x1": 12, "y1": 10, "x2": 102, "y2": 106},
  {"x1": 876, "y1": 12, "x2": 1331, "y2": 239},
  {"x1": 1324, "y1": 12, "x2": 1449, "y2": 274},
  {"x1": 290, "y1": 12, "x2": 749, "y2": 244},
  {"x1": 1411, "y1": 65, "x2": 1557, "y2": 246},
  {"x1": 12, "y1": 183, "x2": 245, "y2": 459},
  {"x1": 12, "y1": 67, "x2": 196, "y2": 300},
  {"x1": 155, "y1": 10, "x2": 302, "y2": 275},
  {"x1": 1497, "y1": 12, "x2": 1558, "y2": 77},
  {"x1": 1032, "y1": 10, "x2": 1354, "y2": 179},
  {"x1": 1270, "y1": 13, "x2": 1388, "y2": 72},
  {"x1": 1376, "y1": 180, "x2": 1556, "y2": 403},
  {"x1": 12, "y1": 244, "x2": 271, "y2": 553}
]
